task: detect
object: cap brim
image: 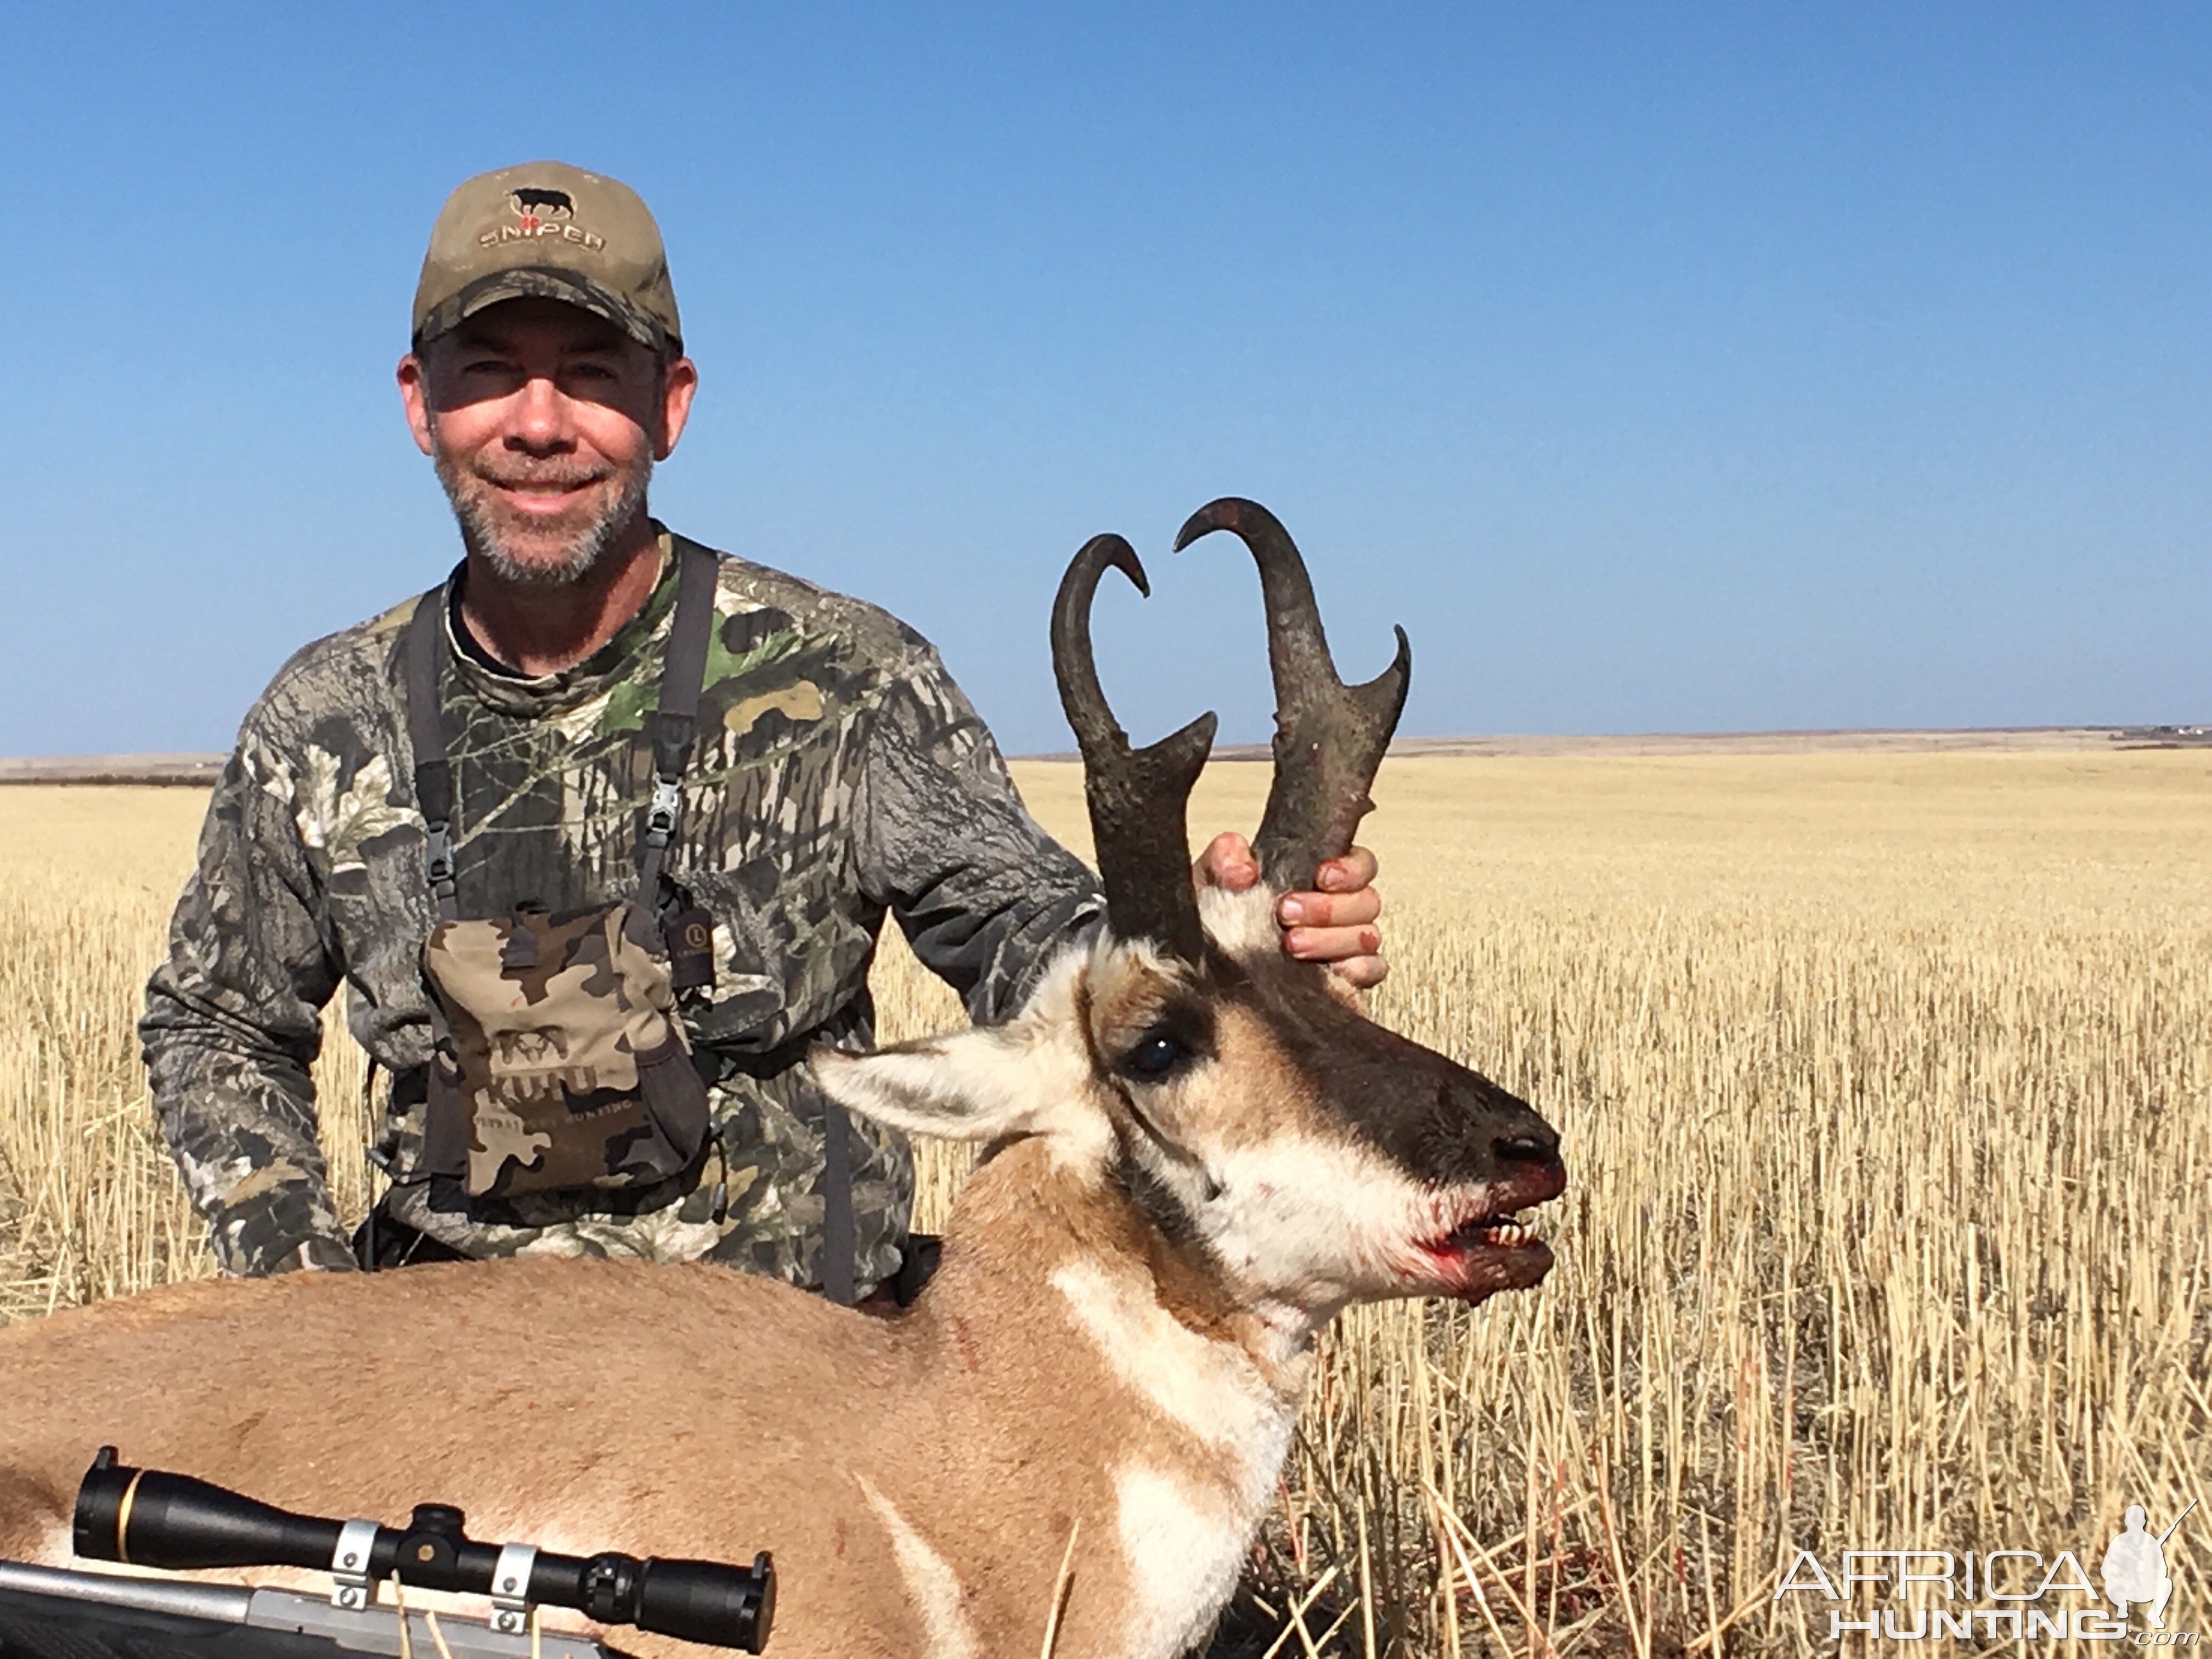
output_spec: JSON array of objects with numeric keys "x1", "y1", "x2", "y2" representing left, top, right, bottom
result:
[{"x1": 415, "y1": 267, "x2": 674, "y2": 353}]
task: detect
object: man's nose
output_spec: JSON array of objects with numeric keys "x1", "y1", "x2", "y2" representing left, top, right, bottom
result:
[{"x1": 506, "y1": 374, "x2": 573, "y2": 450}]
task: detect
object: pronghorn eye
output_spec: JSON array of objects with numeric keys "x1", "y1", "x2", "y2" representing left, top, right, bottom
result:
[{"x1": 1121, "y1": 1031, "x2": 1187, "y2": 1082}]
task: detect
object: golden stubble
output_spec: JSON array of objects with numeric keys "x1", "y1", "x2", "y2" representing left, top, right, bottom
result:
[{"x1": 3, "y1": 751, "x2": 2209, "y2": 1656}]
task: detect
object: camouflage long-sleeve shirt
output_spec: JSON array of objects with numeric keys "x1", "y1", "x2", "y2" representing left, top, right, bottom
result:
[{"x1": 142, "y1": 528, "x2": 1103, "y2": 1293}]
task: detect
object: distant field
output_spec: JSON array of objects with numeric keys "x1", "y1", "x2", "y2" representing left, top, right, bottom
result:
[
  {"x1": 4, "y1": 723, "x2": 2204, "y2": 787},
  {"x1": 3, "y1": 753, "x2": 2208, "y2": 1655}
]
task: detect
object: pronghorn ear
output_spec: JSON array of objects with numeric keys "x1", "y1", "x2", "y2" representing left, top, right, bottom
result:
[{"x1": 811, "y1": 1019, "x2": 1099, "y2": 1144}]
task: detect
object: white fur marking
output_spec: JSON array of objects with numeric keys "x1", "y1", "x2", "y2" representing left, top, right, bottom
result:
[
  {"x1": 1051, "y1": 1261, "x2": 1295, "y2": 1457},
  {"x1": 1115, "y1": 1464, "x2": 1250, "y2": 1659},
  {"x1": 1197, "y1": 883, "x2": 1282, "y2": 958},
  {"x1": 859, "y1": 1478, "x2": 978, "y2": 1659}
]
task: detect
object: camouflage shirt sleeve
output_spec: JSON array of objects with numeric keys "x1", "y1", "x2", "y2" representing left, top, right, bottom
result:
[
  {"x1": 140, "y1": 729, "x2": 359, "y2": 1277},
  {"x1": 854, "y1": 641, "x2": 1103, "y2": 1023}
]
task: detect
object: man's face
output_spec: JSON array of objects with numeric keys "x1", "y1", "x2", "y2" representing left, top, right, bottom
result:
[{"x1": 397, "y1": 297, "x2": 697, "y2": 585}]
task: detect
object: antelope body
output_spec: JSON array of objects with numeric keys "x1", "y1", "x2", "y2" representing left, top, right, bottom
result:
[{"x1": 0, "y1": 501, "x2": 1564, "y2": 1659}]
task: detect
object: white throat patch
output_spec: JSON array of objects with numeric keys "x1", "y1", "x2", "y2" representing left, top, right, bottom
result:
[
  {"x1": 1053, "y1": 1257, "x2": 1302, "y2": 1657},
  {"x1": 1114, "y1": 1464, "x2": 1256, "y2": 1659},
  {"x1": 1049, "y1": 1260, "x2": 1299, "y2": 1455}
]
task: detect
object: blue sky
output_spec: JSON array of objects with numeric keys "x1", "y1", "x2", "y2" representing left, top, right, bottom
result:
[{"x1": 3, "y1": 4, "x2": 2206, "y2": 755}]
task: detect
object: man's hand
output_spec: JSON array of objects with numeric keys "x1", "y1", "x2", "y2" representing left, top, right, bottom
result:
[{"x1": 1193, "y1": 831, "x2": 1387, "y2": 990}]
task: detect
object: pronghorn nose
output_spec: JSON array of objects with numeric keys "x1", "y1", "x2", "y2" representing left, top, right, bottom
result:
[{"x1": 1493, "y1": 1132, "x2": 1558, "y2": 1166}]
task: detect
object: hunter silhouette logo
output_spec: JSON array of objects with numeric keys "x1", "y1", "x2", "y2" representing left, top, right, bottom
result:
[
  {"x1": 509, "y1": 187, "x2": 574, "y2": 231},
  {"x1": 2106, "y1": 1500, "x2": 2194, "y2": 1630}
]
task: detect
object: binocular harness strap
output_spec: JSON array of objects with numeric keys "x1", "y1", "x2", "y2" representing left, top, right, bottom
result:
[
  {"x1": 401, "y1": 544, "x2": 721, "y2": 917},
  {"x1": 404, "y1": 592, "x2": 461, "y2": 924},
  {"x1": 395, "y1": 548, "x2": 864, "y2": 1304},
  {"x1": 632, "y1": 542, "x2": 720, "y2": 911}
]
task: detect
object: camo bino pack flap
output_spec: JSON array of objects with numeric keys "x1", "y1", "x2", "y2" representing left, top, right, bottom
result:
[{"x1": 419, "y1": 903, "x2": 712, "y2": 1199}]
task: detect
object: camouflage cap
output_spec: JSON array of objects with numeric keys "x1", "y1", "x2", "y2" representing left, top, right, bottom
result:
[{"x1": 412, "y1": 161, "x2": 682, "y2": 353}]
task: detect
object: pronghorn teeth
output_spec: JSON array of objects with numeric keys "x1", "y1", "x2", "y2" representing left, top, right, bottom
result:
[
  {"x1": 1439, "y1": 1207, "x2": 1547, "y2": 1253},
  {"x1": 1477, "y1": 1215, "x2": 1536, "y2": 1246}
]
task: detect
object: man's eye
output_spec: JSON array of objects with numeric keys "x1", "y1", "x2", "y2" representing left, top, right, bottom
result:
[{"x1": 1122, "y1": 1032, "x2": 1186, "y2": 1081}]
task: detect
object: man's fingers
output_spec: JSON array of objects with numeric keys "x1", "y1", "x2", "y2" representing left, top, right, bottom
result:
[
  {"x1": 1316, "y1": 846, "x2": 1379, "y2": 893},
  {"x1": 1277, "y1": 886, "x2": 1382, "y2": 929},
  {"x1": 1193, "y1": 830, "x2": 1260, "y2": 891},
  {"x1": 1203, "y1": 836, "x2": 1385, "y2": 986},
  {"x1": 1284, "y1": 923, "x2": 1382, "y2": 963},
  {"x1": 1198, "y1": 838, "x2": 1374, "y2": 899},
  {"x1": 1329, "y1": 953, "x2": 1390, "y2": 991},
  {"x1": 1277, "y1": 843, "x2": 1384, "y2": 978}
]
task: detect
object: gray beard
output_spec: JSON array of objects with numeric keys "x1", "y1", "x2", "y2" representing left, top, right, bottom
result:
[{"x1": 431, "y1": 441, "x2": 653, "y2": 588}]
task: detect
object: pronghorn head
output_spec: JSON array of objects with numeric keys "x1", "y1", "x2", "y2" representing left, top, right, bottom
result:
[{"x1": 819, "y1": 499, "x2": 1564, "y2": 1324}]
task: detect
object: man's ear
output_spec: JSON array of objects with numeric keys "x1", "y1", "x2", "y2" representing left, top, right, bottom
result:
[
  {"x1": 654, "y1": 353, "x2": 698, "y2": 460},
  {"x1": 397, "y1": 352, "x2": 435, "y2": 456},
  {"x1": 811, "y1": 1019, "x2": 1096, "y2": 1144}
]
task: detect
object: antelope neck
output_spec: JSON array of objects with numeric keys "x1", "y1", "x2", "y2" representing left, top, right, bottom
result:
[{"x1": 926, "y1": 1136, "x2": 1319, "y2": 1402}]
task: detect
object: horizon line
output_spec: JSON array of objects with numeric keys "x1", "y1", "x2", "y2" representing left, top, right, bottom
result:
[{"x1": 7, "y1": 724, "x2": 2210, "y2": 786}]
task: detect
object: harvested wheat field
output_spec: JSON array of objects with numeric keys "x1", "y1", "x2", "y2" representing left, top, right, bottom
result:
[{"x1": 3, "y1": 752, "x2": 2209, "y2": 1656}]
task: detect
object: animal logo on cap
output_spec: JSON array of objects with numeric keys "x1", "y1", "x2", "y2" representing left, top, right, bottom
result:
[{"x1": 509, "y1": 187, "x2": 574, "y2": 232}]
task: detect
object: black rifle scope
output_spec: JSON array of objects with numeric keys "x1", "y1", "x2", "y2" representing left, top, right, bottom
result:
[{"x1": 72, "y1": 1450, "x2": 774, "y2": 1654}]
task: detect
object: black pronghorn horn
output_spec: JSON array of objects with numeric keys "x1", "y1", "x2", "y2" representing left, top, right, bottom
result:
[
  {"x1": 1173, "y1": 498, "x2": 1411, "y2": 894},
  {"x1": 1051, "y1": 534, "x2": 1217, "y2": 962}
]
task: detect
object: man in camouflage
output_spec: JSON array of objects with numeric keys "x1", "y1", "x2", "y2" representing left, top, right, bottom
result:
[{"x1": 143, "y1": 161, "x2": 1387, "y2": 1297}]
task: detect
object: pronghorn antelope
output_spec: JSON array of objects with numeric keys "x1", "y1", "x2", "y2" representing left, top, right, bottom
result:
[{"x1": 0, "y1": 499, "x2": 1565, "y2": 1659}]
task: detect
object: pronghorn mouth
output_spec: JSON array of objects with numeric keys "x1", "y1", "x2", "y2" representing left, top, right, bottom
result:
[
  {"x1": 1442, "y1": 1211, "x2": 1542, "y2": 1251},
  {"x1": 1413, "y1": 1189, "x2": 1560, "y2": 1301}
]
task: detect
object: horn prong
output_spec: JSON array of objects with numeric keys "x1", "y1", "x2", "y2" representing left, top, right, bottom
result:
[
  {"x1": 1175, "y1": 498, "x2": 1411, "y2": 893},
  {"x1": 1051, "y1": 533, "x2": 1212, "y2": 961}
]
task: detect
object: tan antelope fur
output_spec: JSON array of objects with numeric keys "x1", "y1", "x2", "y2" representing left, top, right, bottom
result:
[{"x1": 0, "y1": 500, "x2": 1565, "y2": 1659}]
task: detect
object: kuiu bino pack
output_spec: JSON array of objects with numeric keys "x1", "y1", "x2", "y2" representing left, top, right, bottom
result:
[{"x1": 403, "y1": 548, "x2": 721, "y2": 1204}]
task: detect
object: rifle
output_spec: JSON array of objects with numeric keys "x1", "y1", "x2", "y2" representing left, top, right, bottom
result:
[
  {"x1": 2158, "y1": 1499, "x2": 2199, "y2": 1547},
  {"x1": 0, "y1": 1451, "x2": 774, "y2": 1659}
]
